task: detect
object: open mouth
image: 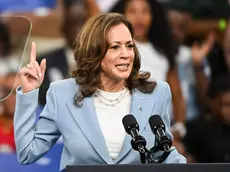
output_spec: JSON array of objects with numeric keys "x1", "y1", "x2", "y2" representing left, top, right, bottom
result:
[{"x1": 115, "y1": 63, "x2": 129, "y2": 70}]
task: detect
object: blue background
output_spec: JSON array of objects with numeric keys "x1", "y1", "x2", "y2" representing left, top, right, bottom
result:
[{"x1": 0, "y1": 0, "x2": 57, "y2": 12}]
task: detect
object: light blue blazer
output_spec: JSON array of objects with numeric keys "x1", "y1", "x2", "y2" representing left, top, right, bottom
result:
[{"x1": 14, "y1": 78, "x2": 186, "y2": 171}]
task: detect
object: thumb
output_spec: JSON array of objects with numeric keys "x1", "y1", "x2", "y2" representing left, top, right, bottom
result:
[{"x1": 40, "y1": 58, "x2": 46, "y2": 75}]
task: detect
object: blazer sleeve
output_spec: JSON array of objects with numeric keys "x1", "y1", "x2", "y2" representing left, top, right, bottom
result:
[
  {"x1": 14, "y1": 83, "x2": 61, "y2": 164},
  {"x1": 153, "y1": 82, "x2": 187, "y2": 163}
]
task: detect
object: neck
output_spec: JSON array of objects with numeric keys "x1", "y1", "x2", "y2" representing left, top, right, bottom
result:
[{"x1": 99, "y1": 75, "x2": 125, "y2": 92}]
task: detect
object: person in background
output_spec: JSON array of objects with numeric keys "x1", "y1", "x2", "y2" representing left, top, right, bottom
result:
[
  {"x1": 0, "y1": 21, "x2": 10, "y2": 57},
  {"x1": 14, "y1": 13, "x2": 186, "y2": 172},
  {"x1": 184, "y1": 73, "x2": 230, "y2": 162},
  {"x1": 223, "y1": 20, "x2": 230, "y2": 72},
  {"x1": 110, "y1": 0, "x2": 186, "y2": 139},
  {"x1": 96, "y1": 0, "x2": 119, "y2": 12},
  {"x1": 167, "y1": 9, "x2": 215, "y2": 163},
  {"x1": 0, "y1": 21, "x2": 12, "y2": 88},
  {"x1": 168, "y1": 9, "x2": 215, "y2": 121},
  {"x1": 38, "y1": 0, "x2": 99, "y2": 106},
  {"x1": 0, "y1": 21, "x2": 19, "y2": 106},
  {"x1": 206, "y1": 19, "x2": 230, "y2": 82},
  {"x1": 0, "y1": 72, "x2": 20, "y2": 153}
]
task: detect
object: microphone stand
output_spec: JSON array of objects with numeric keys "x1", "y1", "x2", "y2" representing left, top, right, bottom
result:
[
  {"x1": 144, "y1": 132, "x2": 172, "y2": 163},
  {"x1": 137, "y1": 145, "x2": 171, "y2": 164},
  {"x1": 137, "y1": 139, "x2": 172, "y2": 164},
  {"x1": 145, "y1": 145, "x2": 171, "y2": 163},
  {"x1": 139, "y1": 151, "x2": 148, "y2": 164},
  {"x1": 129, "y1": 128, "x2": 171, "y2": 164}
]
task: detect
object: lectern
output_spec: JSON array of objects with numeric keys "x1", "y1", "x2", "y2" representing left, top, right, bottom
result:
[{"x1": 66, "y1": 164, "x2": 230, "y2": 172}]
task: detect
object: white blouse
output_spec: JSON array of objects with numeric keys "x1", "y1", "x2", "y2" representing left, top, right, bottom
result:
[{"x1": 93, "y1": 88, "x2": 131, "y2": 160}]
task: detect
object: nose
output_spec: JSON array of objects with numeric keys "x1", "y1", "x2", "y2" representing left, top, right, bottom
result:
[{"x1": 120, "y1": 46, "x2": 130, "y2": 59}]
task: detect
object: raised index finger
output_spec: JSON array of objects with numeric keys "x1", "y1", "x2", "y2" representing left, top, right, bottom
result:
[{"x1": 30, "y1": 42, "x2": 36, "y2": 62}]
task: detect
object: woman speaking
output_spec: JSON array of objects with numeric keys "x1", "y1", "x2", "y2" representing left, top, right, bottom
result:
[{"x1": 14, "y1": 13, "x2": 186, "y2": 172}]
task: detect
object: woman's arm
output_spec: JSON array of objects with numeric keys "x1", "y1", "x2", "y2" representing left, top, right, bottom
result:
[
  {"x1": 191, "y1": 33, "x2": 215, "y2": 107},
  {"x1": 14, "y1": 83, "x2": 61, "y2": 164},
  {"x1": 167, "y1": 67, "x2": 186, "y2": 123},
  {"x1": 167, "y1": 67, "x2": 187, "y2": 139}
]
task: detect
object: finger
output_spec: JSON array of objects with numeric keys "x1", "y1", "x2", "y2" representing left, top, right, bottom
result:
[
  {"x1": 20, "y1": 68, "x2": 39, "y2": 79},
  {"x1": 30, "y1": 42, "x2": 36, "y2": 62},
  {"x1": 40, "y1": 59, "x2": 46, "y2": 75},
  {"x1": 32, "y1": 61, "x2": 42, "y2": 77},
  {"x1": 26, "y1": 63, "x2": 37, "y2": 75}
]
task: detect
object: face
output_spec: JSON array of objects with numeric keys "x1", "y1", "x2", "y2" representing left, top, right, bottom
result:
[
  {"x1": 124, "y1": 0, "x2": 152, "y2": 41},
  {"x1": 100, "y1": 23, "x2": 135, "y2": 82},
  {"x1": 215, "y1": 92, "x2": 230, "y2": 124},
  {"x1": 168, "y1": 10, "x2": 191, "y2": 44},
  {"x1": 62, "y1": 4, "x2": 87, "y2": 48}
]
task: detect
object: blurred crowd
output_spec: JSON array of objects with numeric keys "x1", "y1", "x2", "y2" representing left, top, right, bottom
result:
[{"x1": 1, "y1": 0, "x2": 230, "y2": 164}]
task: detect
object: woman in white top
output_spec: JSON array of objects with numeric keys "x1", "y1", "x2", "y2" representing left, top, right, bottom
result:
[{"x1": 111, "y1": 0, "x2": 186, "y2": 138}]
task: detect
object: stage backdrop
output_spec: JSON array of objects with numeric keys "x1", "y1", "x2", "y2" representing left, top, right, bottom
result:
[{"x1": 0, "y1": 0, "x2": 56, "y2": 13}]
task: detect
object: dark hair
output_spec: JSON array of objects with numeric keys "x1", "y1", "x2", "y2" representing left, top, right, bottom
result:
[
  {"x1": 72, "y1": 13, "x2": 156, "y2": 106},
  {"x1": 0, "y1": 21, "x2": 11, "y2": 56},
  {"x1": 207, "y1": 41, "x2": 228, "y2": 81},
  {"x1": 208, "y1": 73, "x2": 230, "y2": 98},
  {"x1": 110, "y1": 0, "x2": 178, "y2": 68}
]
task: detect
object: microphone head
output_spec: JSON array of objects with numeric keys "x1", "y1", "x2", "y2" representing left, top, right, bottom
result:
[
  {"x1": 122, "y1": 114, "x2": 139, "y2": 135},
  {"x1": 148, "y1": 115, "x2": 165, "y2": 134}
]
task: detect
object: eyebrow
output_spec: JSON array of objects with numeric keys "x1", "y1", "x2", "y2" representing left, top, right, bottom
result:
[{"x1": 110, "y1": 40, "x2": 133, "y2": 44}]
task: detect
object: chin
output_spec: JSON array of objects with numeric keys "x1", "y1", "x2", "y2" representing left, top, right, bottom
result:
[{"x1": 115, "y1": 73, "x2": 131, "y2": 80}]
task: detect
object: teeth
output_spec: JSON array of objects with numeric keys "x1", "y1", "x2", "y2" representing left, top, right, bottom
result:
[
  {"x1": 116, "y1": 65, "x2": 128, "y2": 69},
  {"x1": 116, "y1": 64, "x2": 129, "y2": 67}
]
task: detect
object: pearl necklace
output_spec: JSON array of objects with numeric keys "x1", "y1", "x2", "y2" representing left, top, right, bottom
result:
[{"x1": 96, "y1": 88, "x2": 128, "y2": 107}]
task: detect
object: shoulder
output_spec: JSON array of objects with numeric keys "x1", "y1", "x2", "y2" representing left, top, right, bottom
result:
[
  {"x1": 50, "y1": 77, "x2": 78, "y2": 90},
  {"x1": 135, "y1": 80, "x2": 172, "y2": 117},
  {"x1": 153, "y1": 80, "x2": 171, "y2": 96},
  {"x1": 48, "y1": 78, "x2": 79, "y2": 100},
  {"x1": 142, "y1": 80, "x2": 171, "y2": 103}
]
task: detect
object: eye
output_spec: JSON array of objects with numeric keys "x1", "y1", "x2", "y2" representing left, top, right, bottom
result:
[
  {"x1": 111, "y1": 45, "x2": 119, "y2": 49},
  {"x1": 127, "y1": 44, "x2": 134, "y2": 49}
]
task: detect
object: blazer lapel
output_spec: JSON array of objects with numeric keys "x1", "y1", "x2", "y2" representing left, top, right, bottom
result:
[
  {"x1": 67, "y1": 97, "x2": 113, "y2": 164},
  {"x1": 115, "y1": 90, "x2": 156, "y2": 163}
]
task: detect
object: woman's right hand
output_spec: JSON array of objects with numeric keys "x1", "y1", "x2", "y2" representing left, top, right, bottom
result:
[{"x1": 19, "y1": 42, "x2": 46, "y2": 93}]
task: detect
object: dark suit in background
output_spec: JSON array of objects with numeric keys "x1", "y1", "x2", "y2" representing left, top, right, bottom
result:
[{"x1": 37, "y1": 48, "x2": 69, "y2": 105}]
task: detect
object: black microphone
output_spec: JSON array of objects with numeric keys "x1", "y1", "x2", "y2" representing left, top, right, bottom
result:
[
  {"x1": 122, "y1": 114, "x2": 147, "y2": 154},
  {"x1": 148, "y1": 115, "x2": 172, "y2": 152}
]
